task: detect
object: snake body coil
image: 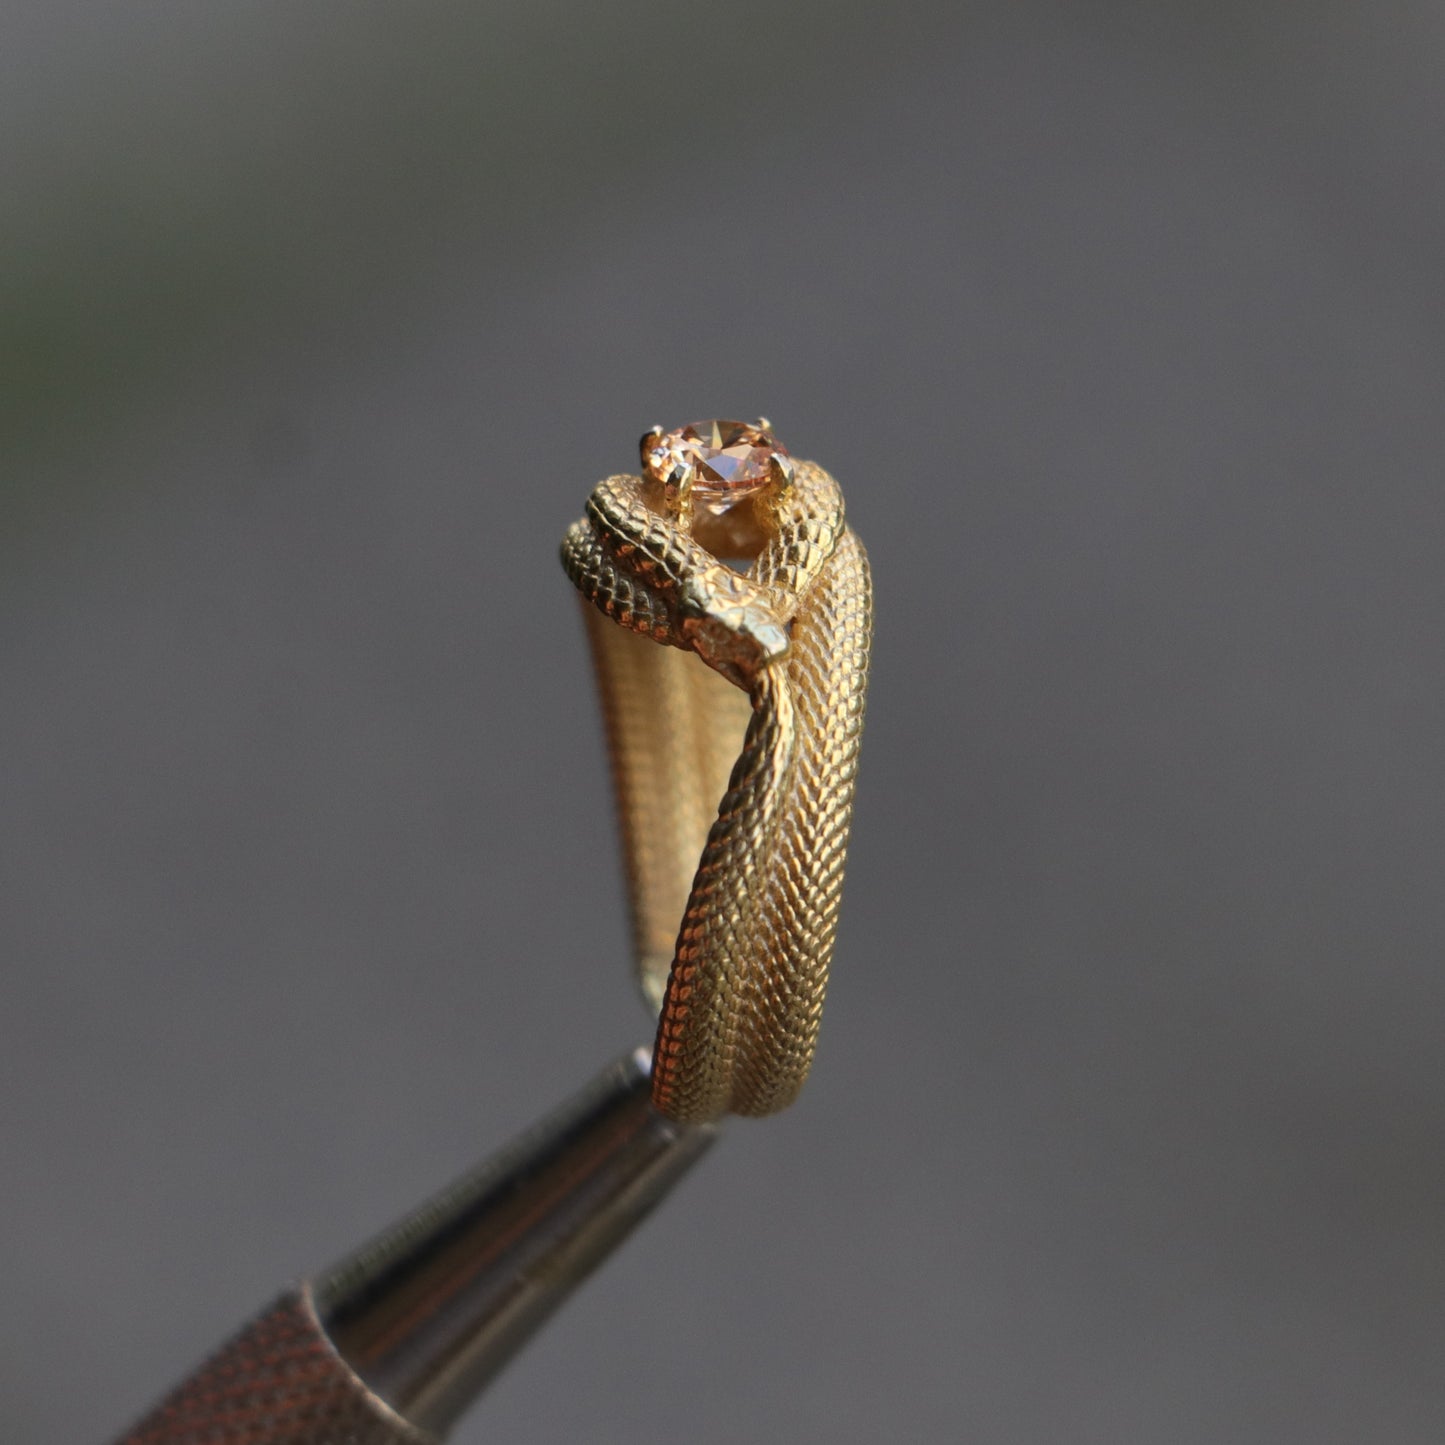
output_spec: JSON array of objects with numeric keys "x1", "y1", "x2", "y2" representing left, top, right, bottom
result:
[{"x1": 563, "y1": 444, "x2": 871, "y2": 1123}]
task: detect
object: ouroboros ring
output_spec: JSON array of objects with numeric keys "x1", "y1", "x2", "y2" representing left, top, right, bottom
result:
[{"x1": 562, "y1": 420, "x2": 872, "y2": 1123}]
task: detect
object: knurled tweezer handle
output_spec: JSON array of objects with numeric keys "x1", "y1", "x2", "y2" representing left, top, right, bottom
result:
[
  {"x1": 115, "y1": 1050, "x2": 715, "y2": 1444},
  {"x1": 117, "y1": 1286, "x2": 432, "y2": 1445}
]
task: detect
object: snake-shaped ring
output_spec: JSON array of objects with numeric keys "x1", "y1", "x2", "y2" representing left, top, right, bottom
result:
[{"x1": 562, "y1": 420, "x2": 872, "y2": 1123}]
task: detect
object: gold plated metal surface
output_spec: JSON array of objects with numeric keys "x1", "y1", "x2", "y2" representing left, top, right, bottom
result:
[{"x1": 562, "y1": 421, "x2": 872, "y2": 1123}]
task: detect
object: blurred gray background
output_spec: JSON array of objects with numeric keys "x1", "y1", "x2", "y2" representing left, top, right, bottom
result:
[{"x1": 3, "y1": 2, "x2": 1444, "y2": 1440}]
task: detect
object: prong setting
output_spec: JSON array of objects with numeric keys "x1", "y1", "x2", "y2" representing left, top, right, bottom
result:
[
  {"x1": 662, "y1": 460, "x2": 694, "y2": 529},
  {"x1": 640, "y1": 418, "x2": 791, "y2": 518},
  {"x1": 767, "y1": 450, "x2": 796, "y2": 493}
]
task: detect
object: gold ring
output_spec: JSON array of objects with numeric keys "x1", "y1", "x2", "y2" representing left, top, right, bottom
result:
[{"x1": 562, "y1": 419, "x2": 872, "y2": 1123}]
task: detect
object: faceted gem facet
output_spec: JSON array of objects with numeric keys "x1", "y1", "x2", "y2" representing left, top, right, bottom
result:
[{"x1": 644, "y1": 419, "x2": 787, "y2": 506}]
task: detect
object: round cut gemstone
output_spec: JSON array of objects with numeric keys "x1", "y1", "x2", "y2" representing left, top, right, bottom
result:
[{"x1": 645, "y1": 419, "x2": 787, "y2": 510}]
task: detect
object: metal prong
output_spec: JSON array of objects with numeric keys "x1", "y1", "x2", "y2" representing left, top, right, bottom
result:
[
  {"x1": 755, "y1": 416, "x2": 773, "y2": 432},
  {"x1": 639, "y1": 425, "x2": 664, "y2": 473},
  {"x1": 768, "y1": 450, "x2": 796, "y2": 493},
  {"x1": 663, "y1": 460, "x2": 694, "y2": 531}
]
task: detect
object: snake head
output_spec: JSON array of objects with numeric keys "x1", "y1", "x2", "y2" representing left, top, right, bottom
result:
[
  {"x1": 684, "y1": 606, "x2": 790, "y2": 687},
  {"x1": 681, "y1": 564, "x2": 790, "y2": 686}
]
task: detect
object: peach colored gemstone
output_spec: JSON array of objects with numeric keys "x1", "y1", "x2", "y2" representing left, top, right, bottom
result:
[{"x1": 645, "y1": 419, "x2": 787, "y2": 503}]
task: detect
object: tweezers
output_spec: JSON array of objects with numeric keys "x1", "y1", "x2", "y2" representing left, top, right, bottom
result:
[{"x1": 115, "y1": 1049, "x2": 716, "y2": 1443}]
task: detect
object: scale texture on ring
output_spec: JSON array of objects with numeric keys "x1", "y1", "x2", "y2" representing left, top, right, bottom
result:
[{"x1": 562, "y1": 419, "x2": 872, "y2": 1123}]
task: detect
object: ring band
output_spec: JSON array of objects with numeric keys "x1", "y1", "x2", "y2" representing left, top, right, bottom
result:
[{"x1": 562, "y1": 420, "x2": 872, "y2": 1122}]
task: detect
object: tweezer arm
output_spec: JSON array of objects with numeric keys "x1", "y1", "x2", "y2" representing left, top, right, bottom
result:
[{"x1": 116, "y1": 1049, "x2": 716, "y2": 1444}]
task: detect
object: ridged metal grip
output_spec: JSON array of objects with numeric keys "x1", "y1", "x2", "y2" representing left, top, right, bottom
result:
[
  {"x1": 112, "y1": 1052, "x2": 714, "y2": 1444},
  {"x1": 117, "y1": 1288, "x2": 433, "y2": 1445}
]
